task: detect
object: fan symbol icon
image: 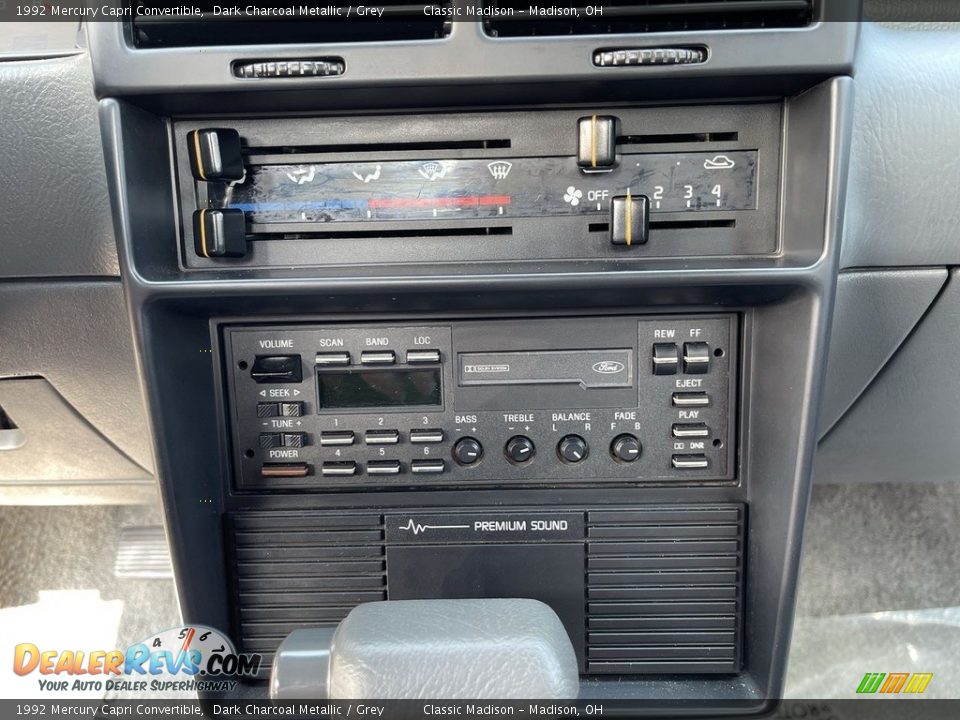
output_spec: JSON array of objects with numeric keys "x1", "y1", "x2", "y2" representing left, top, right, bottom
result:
[{"x1": 563, "y1": 186, "x2": 583, "y2": 206}]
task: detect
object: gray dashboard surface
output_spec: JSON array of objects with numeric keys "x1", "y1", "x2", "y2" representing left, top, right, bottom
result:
[
  {"x1": 0, "y1": 52, "x2": 118, "y2": 279},
  {"x1": 0, "y1": 377, "x2": 152, "y2": 501},
  {"x1": 0, "y1": 281, "x2": 153, "y2": 474},
  {"x1": 816, "y1": 270, "x2": 960, "y2": 484},
  {"x1": 841, "y1": 22, "x2": 960, "y2": 268},
  {"x1": 818, "y1": 268, "x2": 946, "y2": 437}
]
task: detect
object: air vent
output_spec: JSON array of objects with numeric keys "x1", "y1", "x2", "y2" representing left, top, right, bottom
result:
[
  {"x1": 484, "y1": 0, "x2": 814, "y2": 37},
  {"x1": 585, "y1": 505, "x2": 745, "y2": 674},
  {"x1": 131, "y1": 1, "x2": 452, "y2": 48},
  {"x1": 230, "y1": 512, "x2": 386, "y2": 678}
]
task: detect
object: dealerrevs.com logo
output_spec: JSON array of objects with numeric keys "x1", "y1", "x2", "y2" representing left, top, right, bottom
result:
[{"x1": 13, "y1": 625, "x2": 261, "y2": 693}]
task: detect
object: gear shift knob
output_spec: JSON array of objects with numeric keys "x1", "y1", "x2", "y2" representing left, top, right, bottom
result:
[{"x1": 271, "y1": 599, "x2": 579, "y2": 700}]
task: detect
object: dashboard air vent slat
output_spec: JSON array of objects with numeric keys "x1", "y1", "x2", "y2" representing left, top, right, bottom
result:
[
  {"x1": 131, "y1": 1, "x2": 452, "y2": 48},
  {"x1": 484, "y1": 0, "x2": 814, "y2": 37}
]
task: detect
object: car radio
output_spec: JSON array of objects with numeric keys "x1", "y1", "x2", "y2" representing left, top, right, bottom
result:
[{"x1": 222, "y1": 314, "x2": 737, "y2": 490}]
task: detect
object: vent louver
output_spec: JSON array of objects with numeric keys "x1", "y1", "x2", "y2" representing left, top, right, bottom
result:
[
  {"x1": 131, "y1": 1, "x2": 452, "y2": 48},
  {"x1": 585, "y1": 505, "x2": 745, "y2": 674},
  {"x1": 484, "y1": 0, "x2": 814, "y2": 37}
]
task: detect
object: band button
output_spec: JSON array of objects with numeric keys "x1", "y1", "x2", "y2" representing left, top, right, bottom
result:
[{"x1": 361, "y1": 351, "x2": 396, "y2": 365}]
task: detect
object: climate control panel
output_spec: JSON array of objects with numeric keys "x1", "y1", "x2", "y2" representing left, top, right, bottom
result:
[{"x1": 222, "y1": 315, "x2": 738, "y2": 490}]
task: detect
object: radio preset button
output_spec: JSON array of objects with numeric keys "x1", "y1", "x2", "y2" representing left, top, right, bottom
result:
[
  {"x1": 251, "y1": 355, "x2": 302, "y2": 383},
  {"x1": 320, "y1": 431, "x2": 355, "y2": 446},
  {"x1": 683, "y1": 342, "x2": 711, "y2": 374},
  {"x1": 672, "y1": 422, "x2": 710, "y2": 438},
  {"x1": 315, "y1": 352, "x2": 351, "y2": 366},
  {"x1": 452, "y1": 437, "x2": 483, "y2": 466},
  {"x1": 558, "y1": 435, "x2": 589, "y2": 464},
  {"x1": 367, "y1": 460, "x2": 402, "y2": 475},
  {"x1": 322, "y1": 461, "x2": 358, "y2": 477},
  {"x1": 672, "y1": 391, "x2": 710, "y2": 407},
  {"x1": 411, "y1": 459, "x2": 446, "y2": 474},
  {"x1": 505, "y1": 435, "x2": 536, "y2": 464},
  {"x1": 652, "y1": 343, "x2": 680, "y2": 375},
  {"x1": 365, "y1": 429, "x2": 400, "y2": 445},
  {"x1": 360, "y1": 351, "x2": 396, "y2": 365},
  {"x1": 672, "y1": 454, "x2": 710, "y2": 470},
  {"x1": 410, "y1": 429, "x2": 444, "y2": 444},
  {"x1": 611, "y1": 434, "x2": 642, "y2": 463},
  {"x1": 406, "y1": 350, "x2": 441, "y2": 364}
]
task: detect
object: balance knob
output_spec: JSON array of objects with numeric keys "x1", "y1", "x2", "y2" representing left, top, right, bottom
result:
[
  {"x1": 611, "y1": 434, "x2": 642, "y2": 463},
  {"x1": 452, "y1": 437, "x2": 483, "y2": 466},
  {"x1": 557, "y1": 434, "x2": 588, "y2": 464},
  {"x1": 505, "y1": 435, "x2": 536, "y2": 464}
]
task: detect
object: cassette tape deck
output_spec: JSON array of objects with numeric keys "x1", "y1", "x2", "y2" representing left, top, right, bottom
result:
[{"x1": 223, "y1": 314, "x2": 738, "y2": 490}]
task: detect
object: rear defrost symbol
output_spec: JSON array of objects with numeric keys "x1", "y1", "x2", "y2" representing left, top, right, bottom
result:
[
  {"x1": 487, "y1": 161, "x2": 513, "y2": 180},
  {"x1": 563, "y1": 186, "x2": 583, "y2": 206}
]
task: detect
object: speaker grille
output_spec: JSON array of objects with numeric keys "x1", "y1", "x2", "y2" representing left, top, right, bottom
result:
[
  {"x1": 585, "y1": 505, "x2": 745, "y2": 674},
  {"x1": 230, "y1": 504, "x2": 745, "y2": 679},
  {"x1": 231, "y1": 511, "x2": 386, "y2": 677}
]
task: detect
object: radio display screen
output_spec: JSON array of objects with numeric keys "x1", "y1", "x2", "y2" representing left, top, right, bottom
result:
[{"x1": 317, "y1": 368, "x2": 442, "y2": 409}]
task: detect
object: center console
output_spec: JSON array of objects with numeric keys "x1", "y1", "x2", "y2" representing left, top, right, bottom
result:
[{"x1": 89, "y1": 6, "x2": 857, "y2": 712}]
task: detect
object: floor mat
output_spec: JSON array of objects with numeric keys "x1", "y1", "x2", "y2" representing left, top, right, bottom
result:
[{"x1": 0, "y1": 504, "x2": 181, "y2": 699}]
